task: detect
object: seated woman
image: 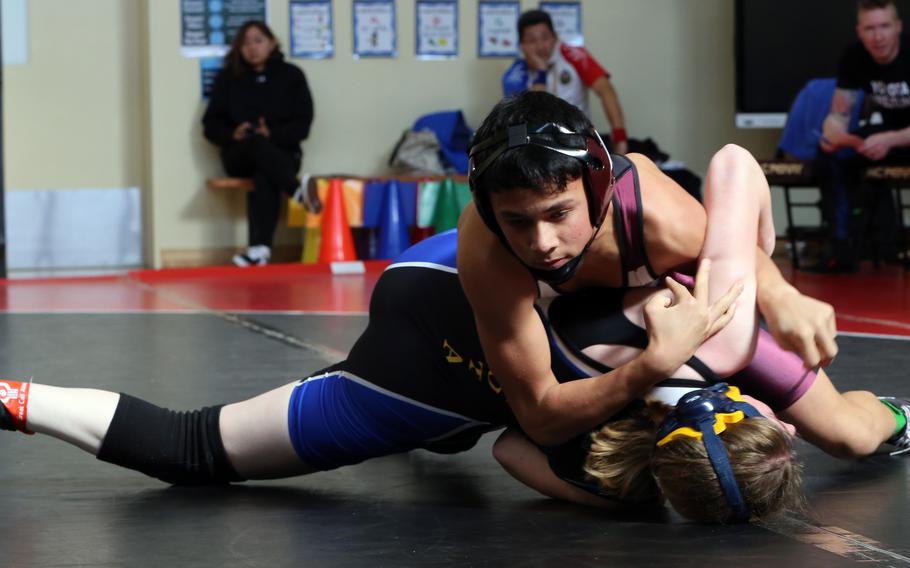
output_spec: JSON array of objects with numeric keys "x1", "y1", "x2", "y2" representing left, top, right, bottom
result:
[{"x1": 202, "y1": 20, "x2": 314, "y2": 267}]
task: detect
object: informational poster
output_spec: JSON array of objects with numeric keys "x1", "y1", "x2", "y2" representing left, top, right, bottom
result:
[
  {"x1": 290, "y1": 0, "x2": 334, "y2": 58},
  {"x1": 353, "y1": 0, "x2": 397, "y2": 58},
  {"x1": 416, "y1": 0, "x2": 458, "y2": 59},
  {"x1": 540, "y1": 1, "x2": 582, "y2": 46},
  {"x1": 478, "y1": 1, "x2": 519, "y2": 58},
  {"x1": 181, "y1": 0, "x2": 268, "y2": 58},
  {"x1": 1, "y1": 0, "x2": 28, "y2": 65},
  {"x1": 200, "y1": 58, "x2": 225, "y2": 99}
]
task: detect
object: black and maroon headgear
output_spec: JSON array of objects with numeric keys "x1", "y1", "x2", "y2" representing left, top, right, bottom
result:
[{"x1": 468, "y1": 94, "x2": 615, "y2": 284}]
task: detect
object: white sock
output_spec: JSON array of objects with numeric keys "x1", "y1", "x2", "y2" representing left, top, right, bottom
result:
[{"x1": 26, "y1": 384, "x2": 120, "y2": 455}]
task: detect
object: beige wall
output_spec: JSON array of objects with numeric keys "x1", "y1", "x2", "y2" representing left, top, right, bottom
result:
[
  {"x1": 5, "y1": 0, "x2": 781, "y2": 268},
  {"x1": 4, "y1": 0, "x2": 143, "y2": 189}
]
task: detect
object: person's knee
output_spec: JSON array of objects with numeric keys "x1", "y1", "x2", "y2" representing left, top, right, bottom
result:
[{"x1": 96, "y1": 395, "x2": 246, "y2": 485}]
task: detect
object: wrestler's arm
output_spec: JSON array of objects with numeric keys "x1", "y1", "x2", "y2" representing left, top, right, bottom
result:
[
  {"x1": 492, "y1": 428, "x2": 619, "y2": 508},
  {"x1": 457, "y1": 214, "x2": 667, "y2": 446},
  {"x1": 633, "y1": 152, "x2": 837, "y2": 369},
  {"x1": 457, "y1": 207, "x2": 738, "y2": 446}
]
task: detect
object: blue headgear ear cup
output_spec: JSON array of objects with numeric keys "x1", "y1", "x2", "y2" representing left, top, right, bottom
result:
[
  {"x1": 655, "y1": 383, "x2": 764, "y2": 523},
  {"x1": 467, "y1": 123, "x2": 615, "y2": 285}
]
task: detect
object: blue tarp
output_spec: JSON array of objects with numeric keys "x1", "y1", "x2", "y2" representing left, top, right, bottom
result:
[{"x1": 413, "y1": 110, "x2": 473, "y2": 174}]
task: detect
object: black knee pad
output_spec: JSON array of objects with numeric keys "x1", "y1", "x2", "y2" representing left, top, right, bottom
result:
[{"x1": 96, "y1": 394, "x2": 245, "y2": 485}]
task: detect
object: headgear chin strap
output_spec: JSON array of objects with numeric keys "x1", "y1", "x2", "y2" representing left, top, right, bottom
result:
[
  {"x1": 468, "y1": 123, "x2": 615, "y2": 285},
  {"x1": 655, "y1": 383, "x2": 763, "y2": 523}
]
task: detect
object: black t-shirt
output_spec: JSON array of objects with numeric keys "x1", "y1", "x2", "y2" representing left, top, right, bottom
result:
[{"x1": 837, "y1": 35, "x2": 910, "y2": 128}]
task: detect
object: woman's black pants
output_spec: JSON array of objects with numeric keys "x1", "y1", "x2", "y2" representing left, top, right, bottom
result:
[{"x1": 221, "y1": 135, "x2": 301, "y2": 247}]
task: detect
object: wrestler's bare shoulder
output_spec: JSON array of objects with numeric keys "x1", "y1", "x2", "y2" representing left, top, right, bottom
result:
[{"x1": 457, "y1": 203, "x2": 537, "y2": 304}]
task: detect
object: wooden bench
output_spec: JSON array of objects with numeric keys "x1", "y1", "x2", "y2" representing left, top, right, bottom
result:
[{"x1": 206, "y1": 177, "x2": 254, "y2": 191}]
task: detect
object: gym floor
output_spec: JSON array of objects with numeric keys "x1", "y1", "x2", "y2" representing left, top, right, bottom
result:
[{"x1": 0, "y1": 261, "x2": 908, "y2": 567}]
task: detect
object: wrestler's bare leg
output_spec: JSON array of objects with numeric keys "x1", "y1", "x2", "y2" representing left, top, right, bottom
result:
[{"x1": 12, "y1": 380, "x2": 312, "y2": 479}]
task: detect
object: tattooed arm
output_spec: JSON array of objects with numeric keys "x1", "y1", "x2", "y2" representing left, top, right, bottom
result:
[{"x1": 820, "y1": 88, "x2": 865, "y2": 153}]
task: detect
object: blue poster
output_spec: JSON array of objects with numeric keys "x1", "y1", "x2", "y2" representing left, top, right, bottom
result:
[
  {"x1": 478, "y1": 1, "x2": 519, "y2": 58},
  {"x1": 181, "y1": 0, "x2": 268, "y2": 58},
  {"x1": 290, "y1": 0, "x2": 334, "y2": 59},
  {"x1": 416, "y1": 0, "x2": 458, "y2": 59},
  {"x1": 353, "y1": 0, "x2": 397, "y2": 58},
  {"x1": 539, "y1": 1, "x2": 582, "y2": 46},
  {"x1": 200, "y1": 58, "x2": 224, "y2": 99}
]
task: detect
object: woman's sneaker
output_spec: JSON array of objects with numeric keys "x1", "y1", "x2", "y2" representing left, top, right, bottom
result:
[
  {"x1": 232, "y1": 245, "x2": 270, "y2": 267},
  {"x1": 879, "y1": 396, "x2": 910, "y2": 456}
]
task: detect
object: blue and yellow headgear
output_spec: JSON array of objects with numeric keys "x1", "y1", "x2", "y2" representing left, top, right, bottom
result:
[{"x1": 655, "y1": 383, "x2": 763, "y2": 523}]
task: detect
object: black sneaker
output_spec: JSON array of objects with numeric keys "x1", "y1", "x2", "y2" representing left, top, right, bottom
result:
[
  {"x1": 232, "y1": 245, "x2": 270, "y2": 267},
  {"x1": 232, "y1": 253, "x2": 268, "y2": 267},
  {"x1": 879, "y1": 397, "x2": 910, "y2": 456}
]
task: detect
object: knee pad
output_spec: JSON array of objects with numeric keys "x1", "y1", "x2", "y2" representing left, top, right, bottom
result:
[{"x1": 96, "y1": 394, "x2": 245, "y2": 485}]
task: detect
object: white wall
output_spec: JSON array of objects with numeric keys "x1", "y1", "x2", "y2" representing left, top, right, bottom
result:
[{"x1": 4, "y1": 0, "x2": 782, "y2": 269}]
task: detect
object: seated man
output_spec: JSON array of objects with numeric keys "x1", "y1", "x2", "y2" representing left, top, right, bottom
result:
[
  {"x1": 502, "y1": 9, "x2": 629, "y2": 154},
  {"x1": 818, "y1": 0, "x2": 910, "y2": 272}
]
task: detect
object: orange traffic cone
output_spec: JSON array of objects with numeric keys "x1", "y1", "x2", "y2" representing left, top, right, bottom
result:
[{"x1": 319, "y1": 178, "x2": 357, "y2": 263}]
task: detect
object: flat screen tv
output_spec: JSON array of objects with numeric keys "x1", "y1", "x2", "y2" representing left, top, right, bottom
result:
[{"x1": 735, "y1": 0, "x2": 910, "y2": 127}]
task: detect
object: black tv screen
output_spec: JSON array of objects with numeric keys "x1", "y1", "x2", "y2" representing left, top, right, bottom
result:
[{"x1": 735, "y1": 0, "x2": 910, "y2": 126}]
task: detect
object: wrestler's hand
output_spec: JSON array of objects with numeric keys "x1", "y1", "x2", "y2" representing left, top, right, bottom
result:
[
  {"x1": 760, "y1": 286, "x2": 837, "y2": 369},
  {"x1": 641, "y1": 259, "x2": 743, "y2": 376}
]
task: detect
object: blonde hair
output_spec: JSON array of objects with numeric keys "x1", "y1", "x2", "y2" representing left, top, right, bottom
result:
[
  {"x1": 584, "y1": 402, "x2": 666, "y2": 505},
  {"x1": 584, "y1": 402, "x2": 804, "y2": 522}
]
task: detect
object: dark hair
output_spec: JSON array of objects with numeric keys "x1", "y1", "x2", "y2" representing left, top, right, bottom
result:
[
  {"x1": 470, "y1": 91, "x2": 594, "y2": 199},
  {"x1": 518, "y1": 10, "x2": 556, "y2": 41},
  {"x1": 858, "y1": 0, "x2": 898, "y2": 14},
  {"x1": 225, "y1": 21, "x2": 284, "y2": 77}
]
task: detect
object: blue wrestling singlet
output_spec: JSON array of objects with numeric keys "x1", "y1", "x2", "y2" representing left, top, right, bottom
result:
[
  {"x1": 288, "y1": 370, "x2": 487, "y2": 470},
  {"x1": 286, "y1": 230, "x2": 521, "y2": 470}
]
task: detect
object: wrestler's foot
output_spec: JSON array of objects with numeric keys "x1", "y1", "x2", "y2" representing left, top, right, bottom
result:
[
  {"x1": 0, "y1": 380, "x2": 34, "y2": 434},
  {"x1": 879, "y1": 396, "x2": 910, "y2": 456}
]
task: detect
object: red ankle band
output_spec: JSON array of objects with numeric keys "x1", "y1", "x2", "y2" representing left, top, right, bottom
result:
[{"x1": 0, "y1": 380, "x2": 34, "y2": 434}]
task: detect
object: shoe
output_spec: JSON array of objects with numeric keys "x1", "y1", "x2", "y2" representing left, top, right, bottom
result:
[
  {"x1": 232, "y1": 245, "x2": 270, "y2": 267},
  {"x1": 878, "y1": 397, "x2": 910, "y2": 456}
]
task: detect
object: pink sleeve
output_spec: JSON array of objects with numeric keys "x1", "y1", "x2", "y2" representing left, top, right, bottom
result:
[{"x1": 559, "y1": 44, "x2": 609, "y2": 86}]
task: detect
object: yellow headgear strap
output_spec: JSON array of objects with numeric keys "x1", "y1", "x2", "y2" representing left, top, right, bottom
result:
[{"x1": 656, "y1": 385, "x2": 749, "y2": 447}]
